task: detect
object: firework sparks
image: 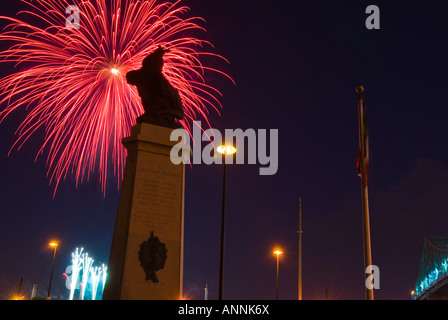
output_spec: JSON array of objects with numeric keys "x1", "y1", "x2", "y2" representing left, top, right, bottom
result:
[
  {"x1": 0, "y1": 0, "x2": 231, "y2": 195},
  {"x1": 80, "y1": 252, "x2": 93, "y2": 300},
  {"x1": 68, "y1": 247, "x2": 83, "y2": 300},
  {"x1": 90, "y1": 264, "x2": 107, "y2": 300}
]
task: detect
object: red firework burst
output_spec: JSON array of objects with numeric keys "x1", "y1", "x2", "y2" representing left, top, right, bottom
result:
[{"x1": 0, "y1": 0, "x2": 231, "y2": 195}]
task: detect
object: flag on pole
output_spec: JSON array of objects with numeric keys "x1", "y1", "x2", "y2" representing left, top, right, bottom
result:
[
  {"x1": 356, "y1": 95, "x2": 369, "y2": 186},
  {"x1": 364, "y1": 107, "x2": 369, "y2": 182}
]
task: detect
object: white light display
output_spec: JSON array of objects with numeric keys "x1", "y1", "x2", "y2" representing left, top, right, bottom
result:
[{"x1": 64, "y1": 247, "x2": 108, "y2": 300}]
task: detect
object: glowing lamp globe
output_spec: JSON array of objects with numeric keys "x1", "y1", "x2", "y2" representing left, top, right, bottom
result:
[{"x1": 217, "y1": 145, "x2": 237, "y2": 155}]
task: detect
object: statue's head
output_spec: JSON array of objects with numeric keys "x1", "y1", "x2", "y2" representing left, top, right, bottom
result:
[{"x1": 142, "y1": 46, "x2": 169, "y2": 71}]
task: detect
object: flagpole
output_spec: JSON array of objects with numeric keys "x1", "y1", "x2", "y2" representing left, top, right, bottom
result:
[
  {"x1": 298, "y1": 197, "x2": 302, "y2": 300},
  {"x1": 356, "y1": 85, "x2": 374, "y2": 300}
]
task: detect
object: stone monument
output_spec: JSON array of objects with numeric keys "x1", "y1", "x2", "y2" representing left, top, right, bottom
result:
[{"x1": 103, "y1": 47, "x2": 188, "y2": 300}]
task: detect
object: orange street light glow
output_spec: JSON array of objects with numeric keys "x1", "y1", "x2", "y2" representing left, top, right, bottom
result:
[{"x1": 217, "y1": 145, "x2": 237, "y2": 155}]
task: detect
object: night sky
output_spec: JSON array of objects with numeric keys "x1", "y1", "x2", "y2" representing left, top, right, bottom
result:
[{"x1": 1, "y1": 0, "x2": 448, "y2": 300}]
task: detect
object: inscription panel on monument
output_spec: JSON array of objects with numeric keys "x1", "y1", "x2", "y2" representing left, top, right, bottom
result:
[
  {"x1": 135, "y1": 166, "x2": 181, "y2": 232},
  {"x1": 124, "y1": 150, "x2": 183, "y2": 300}
]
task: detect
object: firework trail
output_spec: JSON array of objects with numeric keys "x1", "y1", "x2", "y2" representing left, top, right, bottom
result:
[
  {"x1": 101, "y1": 264, "x2": 108, "y2": 291},
  {"x1": 90, "y1": 264, "x2": 107, "y2": 300},
  {"x1": 0, "y1": 0, "x2": 231, "y2": 195},
  {"x1": 90, "y1": 266, "x2": 101, "y2": 300},
  {"x1": 80, "y1": 252, "x2": 93, "y2": 300},
  {"x1": 68, "y1": 247, "x2": 83, "y2": 300}
]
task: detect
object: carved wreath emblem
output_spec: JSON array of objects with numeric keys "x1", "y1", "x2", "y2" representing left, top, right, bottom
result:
[{"x1": 138, "y1": 231, "x2": 168, "y2": 283}]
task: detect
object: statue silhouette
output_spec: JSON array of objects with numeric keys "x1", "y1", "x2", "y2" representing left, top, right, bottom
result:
[{"x1": 126, "y1": 46, "x2": 185, "y2": 128}]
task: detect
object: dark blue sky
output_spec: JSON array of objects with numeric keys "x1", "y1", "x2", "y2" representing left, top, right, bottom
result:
[{"x1": 1, "y1": 0, "x2": 448, "y2": 300}]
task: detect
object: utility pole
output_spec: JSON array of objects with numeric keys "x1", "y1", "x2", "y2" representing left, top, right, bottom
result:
[{"x1": 298, "y1": 197, "x2": 303, "y2": 300}]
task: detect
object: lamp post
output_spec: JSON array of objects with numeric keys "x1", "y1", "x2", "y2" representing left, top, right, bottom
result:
[
  {"x1": 274, "y1": 250, "x2": 282, "y2": 300},
  {"x1": 47, "y1": 241, "x2": 58, "y2": 299},
  {"x1": 217, "y1": 144, "x2": 236, "y2": 300}
]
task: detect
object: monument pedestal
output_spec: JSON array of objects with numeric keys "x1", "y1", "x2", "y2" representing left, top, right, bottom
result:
[{"x1": 103, "y1": 123, "x2": 187, "y2": 300}]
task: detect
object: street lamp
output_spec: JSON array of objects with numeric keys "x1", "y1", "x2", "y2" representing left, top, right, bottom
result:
[
  {"x1": 273, "y1": 250, "x2": 283, "y2": 300},
  {"x1": 47, "y1": 241, "x2": 59, "y2": 299},
  {"x1": 217, "y1": 145, "x2": 236, "y2": 155},
  {"x1": 217, "y1": 144, "x2": 236, "y2": 300}
]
